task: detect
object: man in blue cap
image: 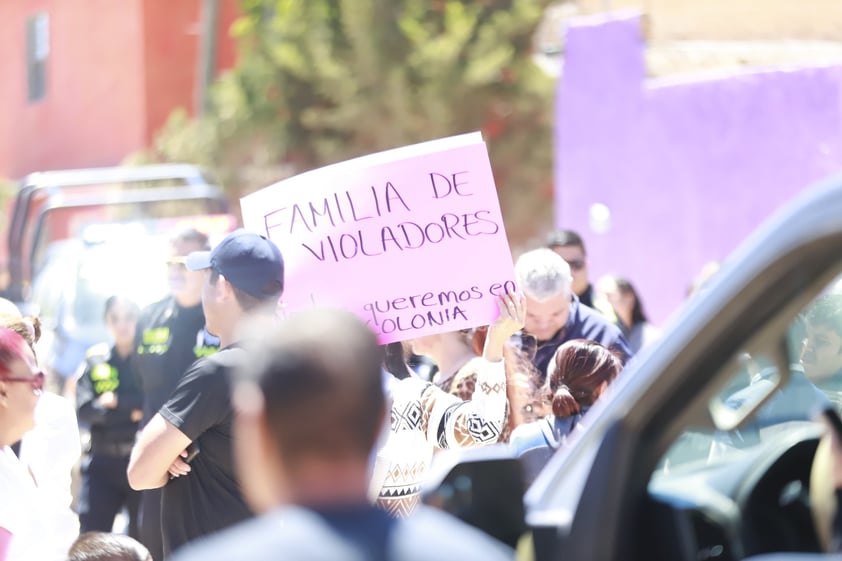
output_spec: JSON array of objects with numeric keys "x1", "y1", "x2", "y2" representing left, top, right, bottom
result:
[
  {"x1": 133, "y1": 226, "x2": 219, "y2": 560},
  {"x1": 128, "y1": 229, "x2": 284, "y2": 557}
]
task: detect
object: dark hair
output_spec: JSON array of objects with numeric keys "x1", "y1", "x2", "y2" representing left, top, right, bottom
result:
[
  {"x1": 103, "y1": 295, "x2": 140, "y2": 320},
  {"x1": 170, "y1": 226, "x2": 210, "y2": 251},
  {"x1": 806, "y1": 294, "x2": 842, "y2": 339},
  {"x1": 209, "y1": 269, "x2": 280, "y2": 312},
  {"x1": 383, "y1": 341, "x2": 412, "y2": 380},
  {"x1": 612, "y1": 276, "x2": 648, "y2": 325},
  {"x1": 243, "y1": 309, "x2": 385, "y2": 467},
  {"x1": 469, "y1": 326, "x2": 542, "y2": 432},
  {"x1": 545, "y1": 229, "x2": 586, "y2": 255},
  {"x1": 68, "y1": 532, "x2": 151, "y2": 561},
  {"x1": 547, "y1": 340, "x2": 622, "y2": 418}
]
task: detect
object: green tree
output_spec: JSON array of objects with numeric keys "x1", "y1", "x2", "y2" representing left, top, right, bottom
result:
[{"x1": 150, "y1": 0, "x2": 555, "y2": 242}]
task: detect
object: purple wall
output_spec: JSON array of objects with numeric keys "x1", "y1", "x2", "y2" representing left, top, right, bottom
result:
[{"x1": 555, "y1": 11, "x2": 842, "y2": 325}]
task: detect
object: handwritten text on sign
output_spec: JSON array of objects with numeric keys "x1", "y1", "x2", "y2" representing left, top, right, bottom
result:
[{"x1": 241, "y1": 133, "x2": 516, "y2": 343}]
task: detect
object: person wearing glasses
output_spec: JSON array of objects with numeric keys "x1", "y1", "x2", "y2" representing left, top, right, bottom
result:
[
  {"x1": 133, "y1": 227, "x2": 219, "y2": 561},
  {"x1": 515, "y1": 248, "x2": 633, "y2": 381},
  {"x1": 546, "y1": 229, "x2": 595, "y2": 309},
  {"x1": 0, "y1": 307, "x2": 80, "y2": 561},
  {"x1": 76, "y1": 296, "x2": 144, "y2": 538},
  {"x1": 0, "y1": 327, "x2": 48, "y2": 561}
]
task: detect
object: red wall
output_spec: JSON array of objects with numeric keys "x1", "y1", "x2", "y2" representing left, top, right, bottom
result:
[
  {"x1": 0, "y1": 0, "x2": 146, "y2": 179},
  {"x1": 0, "y1": 0, "x2": 239, "y2": 180},
  {"x1": 143, "y1": 0, "x2": 240, "y2": 142}
]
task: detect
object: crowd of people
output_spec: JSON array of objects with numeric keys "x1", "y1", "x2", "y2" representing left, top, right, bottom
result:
[{"x1": 0, "y1": 224, "x2": 664, "y2": 560}]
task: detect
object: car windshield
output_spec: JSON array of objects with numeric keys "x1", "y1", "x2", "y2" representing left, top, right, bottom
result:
[{"x1": 654, "y1": 274, "x2": 842, "y2": 478}]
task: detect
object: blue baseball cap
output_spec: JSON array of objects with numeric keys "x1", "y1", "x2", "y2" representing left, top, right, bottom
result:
[{"x1": 185, "y1": 229, "x2": 284, "y2": 298}]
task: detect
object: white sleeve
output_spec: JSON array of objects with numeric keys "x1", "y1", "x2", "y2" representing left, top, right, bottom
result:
[
  {"x1": 422, "y1": 357, "x2": 507, "y2": 449},
  {"x1": 19, "y1": 394, "x2": 81, "y2": 560}
]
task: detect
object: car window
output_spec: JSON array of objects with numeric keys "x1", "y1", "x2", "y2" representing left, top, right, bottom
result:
[{"x1": 654, "y1": 274, "x2": 842, "y2": 478}]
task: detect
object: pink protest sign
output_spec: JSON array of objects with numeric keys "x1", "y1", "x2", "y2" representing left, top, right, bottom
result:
[{"x1": 240, "y1": 132, "x2": 516, "y2": 343}]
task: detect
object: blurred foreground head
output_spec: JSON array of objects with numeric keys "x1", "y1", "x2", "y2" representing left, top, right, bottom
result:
[
  {"x1": 233, "y1": 308, "x2": 385, "y2": 513},
  {"x1": 68, "y1": 532, "x2": 152, "y2": 561}
]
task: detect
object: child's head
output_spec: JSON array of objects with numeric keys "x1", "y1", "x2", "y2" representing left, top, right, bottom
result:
[{"x1": 67, "y1": 532, "x2": 152, "y2": 561}]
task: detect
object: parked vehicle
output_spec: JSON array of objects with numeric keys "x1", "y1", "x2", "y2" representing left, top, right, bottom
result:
[
  {"x1": 425, "y1": 172, "x2": 842, "y2": 561},
  {"x1": 30, "y1": 215, "x2": 235, "y2": 389},
  {"x1": 1, "y1": 163, "x2": 234, "y2": 390},
  {"x1": 4, "y1": 163, "x2": 228, "y2": 303}
]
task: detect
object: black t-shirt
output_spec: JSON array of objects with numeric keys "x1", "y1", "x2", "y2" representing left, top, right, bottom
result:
[
  {"x1": 159, "y1": 346, "x2": 252, "y2": 555},
  {"x1": 134, "y1": 296, "x2": 219, "y2": 423}
]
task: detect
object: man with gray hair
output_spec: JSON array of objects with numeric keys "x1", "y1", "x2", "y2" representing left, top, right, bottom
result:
[{"x1": 515, "y1": 248, "x2": 632, "y2": 378}]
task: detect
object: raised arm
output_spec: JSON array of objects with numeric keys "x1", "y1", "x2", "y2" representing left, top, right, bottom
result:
[{"x1": 422, "y1": 292, "x2": 526, "y2": 448}]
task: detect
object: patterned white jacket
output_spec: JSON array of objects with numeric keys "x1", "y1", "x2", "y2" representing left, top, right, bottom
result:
[{"x1": 369, "y1": 358, "x2": 506, "y2": 517}]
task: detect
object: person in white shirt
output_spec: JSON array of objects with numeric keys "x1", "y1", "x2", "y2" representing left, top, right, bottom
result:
[
  {"x1": 0, "y1": 327, "x2": 48, "y2": 561},
  {"x1": 0, "y1": 307, "x2": 81, "y2": 561},
  {"x1": 19, "y1": 392, "x2": 82, "y2": 558}
]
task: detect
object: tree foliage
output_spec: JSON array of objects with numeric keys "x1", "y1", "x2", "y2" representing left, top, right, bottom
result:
[{"x1": 149, "y1": 0, "x2": 555, "y2": 242}]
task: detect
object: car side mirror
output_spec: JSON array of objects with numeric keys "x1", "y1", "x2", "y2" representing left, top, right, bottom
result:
[{"x1": 421, "y1": 445, "x2": 527, "y2": 548}]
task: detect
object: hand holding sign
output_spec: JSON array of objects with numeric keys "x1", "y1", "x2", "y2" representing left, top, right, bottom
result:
[
  {"x1": 483, "y1": 291, "x2": 526, "y2": 363},
  {"x1": 240, "y1": 132, "x2": 516, "y2": 343}
]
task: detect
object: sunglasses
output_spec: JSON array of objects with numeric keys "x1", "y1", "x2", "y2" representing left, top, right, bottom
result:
[
  {"x1": 567, "y1": 259, "x2": 586, "y2": 271},
  {"x1": 166, "y1": 257, "x2": 188, "y2": 270},
  {"x1": 0, "y1": 370, "x2": 46, "y2": 392}
]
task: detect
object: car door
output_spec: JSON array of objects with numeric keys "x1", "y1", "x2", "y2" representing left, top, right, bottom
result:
[{"x1": 526, "y1": 173, "x2": 842, "y2": 561}]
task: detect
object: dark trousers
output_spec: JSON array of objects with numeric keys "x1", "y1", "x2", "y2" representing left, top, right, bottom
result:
[
  {"x1": 139, "y1": 487, "x2": 164, "y2": 561},
  {"x1": 78, "y1": 454, "x2": 141, "y2": 538}
]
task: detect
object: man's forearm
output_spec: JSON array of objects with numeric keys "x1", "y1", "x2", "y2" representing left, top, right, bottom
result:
[
  {"x1": 127, "y1": 452, "x2": 169, "y2": 490},
  {"x1": 127, "y1": 413, "x2": 191, "y2": 490}
]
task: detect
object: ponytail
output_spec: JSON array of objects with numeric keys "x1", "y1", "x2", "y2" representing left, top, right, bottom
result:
[{"x1": 551, "y1": 384, "x2": 581, "y2": 418}]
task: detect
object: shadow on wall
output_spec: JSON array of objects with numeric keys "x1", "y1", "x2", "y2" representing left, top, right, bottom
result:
[{"x1": 554, "y1": 10, "x2": 842, "y2": 325}]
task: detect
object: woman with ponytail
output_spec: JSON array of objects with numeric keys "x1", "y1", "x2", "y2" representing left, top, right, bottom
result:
[{"x1": 509, "y1": 339, "x2": 622, "y2": 482}]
